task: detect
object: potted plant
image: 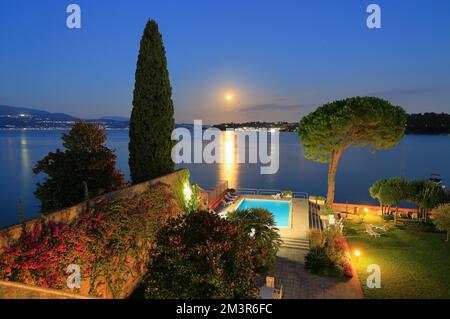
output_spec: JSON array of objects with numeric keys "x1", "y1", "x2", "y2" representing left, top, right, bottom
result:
[
  {"x1": 319, "y1": 205, "x2": 335, "y2": 221},
  {"x1": 282, "y1": 190, "x2": 293, "y2": 198},
  {"x1": 310, "y1": 195, "x2": 326, "y2": 206}
]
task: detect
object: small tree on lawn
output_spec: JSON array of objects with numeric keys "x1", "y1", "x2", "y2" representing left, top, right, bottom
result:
[
  {"x1": 370, "y1": 179, "x2": 388, "y2": 214},
  {"x1": 33, "y1": 122, "x2": 125, "y2": 213},
  {"x1": 144, "y1": 211, "x2": 259, "y2": 299},
  {"x1": 408, "y1": 180, "x2": 447, "y2": 222},
  {"x1": 228, "y1": 208, "x2": 282, "y2": 275},
  {"x1": 129, "y1": 19, "x2": 175, "y2": 184},
  {"x1": 298, "y1": 97, "x2": 406, "y2": 205},
  {"x1": 432, "y1": 204, "x2": 450, "y2": 242},
  {"x1": 378, "y1": 178, "x2": 408, "y2": 224}
]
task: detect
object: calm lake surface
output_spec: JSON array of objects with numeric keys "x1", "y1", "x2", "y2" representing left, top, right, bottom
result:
[{"x1": 1, "y1": 130, "x2": 449, "y2": 228}]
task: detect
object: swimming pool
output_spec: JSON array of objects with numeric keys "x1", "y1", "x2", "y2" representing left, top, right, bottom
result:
[{"x1": 235, "y1": 198, "x2": 291, "y2": 227}]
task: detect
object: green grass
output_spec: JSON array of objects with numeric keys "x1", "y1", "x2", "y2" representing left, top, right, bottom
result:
[{"x1": 344, "y1": 215, "x2": 450, "y2": 299}]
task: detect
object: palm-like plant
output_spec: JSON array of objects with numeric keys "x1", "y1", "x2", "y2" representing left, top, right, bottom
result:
[{"x1": 228, "y1": 208, "x2": 282, "y2": 275}]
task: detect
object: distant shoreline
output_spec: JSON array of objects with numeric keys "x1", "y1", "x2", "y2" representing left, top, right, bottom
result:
[
  {"x1": 0, "y1": 128, "x2": 129, "y2": 131},
  {"x1": 1, "y1": 128, "x2": 449, "y2": 136}
]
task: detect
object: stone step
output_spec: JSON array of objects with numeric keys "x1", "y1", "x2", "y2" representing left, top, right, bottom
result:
[
  {"x1": 282, "y1": 237, "x2": 309, "y2": 244},
  {"x1": 281, "y1": 237, "x2": 310, "y2": 250},
  {"x1": 281, "y1": 243, "x2": 310, "y2": 250}
]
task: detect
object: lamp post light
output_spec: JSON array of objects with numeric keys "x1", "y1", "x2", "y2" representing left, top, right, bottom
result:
[
  {"x1": 183, "y1": 182, "x2": 192, "y2": 202},
  {"x1": 354, "y1": 249, "x2": 361, "y2": 263}
]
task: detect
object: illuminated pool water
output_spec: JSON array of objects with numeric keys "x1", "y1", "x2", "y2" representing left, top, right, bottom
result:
[{"x1": 236, "y1": 198, "x2": 290, "y2": 227}]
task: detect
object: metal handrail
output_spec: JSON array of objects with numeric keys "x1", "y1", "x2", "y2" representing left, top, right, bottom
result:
[
  {"x1": 234, "y1": 188, "x2": 309, "y2": 199},
  {"x1": 258, "y1": 189, "x2": 283, "y2": 195},
  {"x1": 292, "y1": 192, "x2": 309, "y2": 199},
  {"x1": 235, "y1": 188, "x2": 258, "y2": 195}
]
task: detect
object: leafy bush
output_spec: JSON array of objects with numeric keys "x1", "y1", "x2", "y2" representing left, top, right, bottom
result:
[
  {"x1": 319, "y1": 205, "x2": 335, "y2": 217},
  {"x1": 33, "y1": 122, "x2": 125, "y2": 213},
  {"x1": 305, "y1": 247, "x2": 341, "y2": 276},
  {"x1": 402, "y1": 221, "x2": 437, "y2": 233},
  {"x1": 144, "y1": 211, "x2": 259, "y2": 299},
  {"x1": 432, "y1": 204, "x2": 450, "y2": 242},
  {"x1": 307, "y1": 227, "x2": 352, "y2": 277},
  {"x1": 0, "y1": 183, "x2": 181, "y2": 298},
  {"x1": 308, "y1": 229, "x2": 325, "y2": 248},
  {"x1": 173, "y1": 170, "x2": 199, "y2": 214},
  {"x1": 309, "y1": 195, "x2": 326, "y2": 202},
  {"x1": 282, "y1": 190, "x2": 293, "y2": 197},
  {"x1": 227, "y1": 208, "x2": 282, "y2": 275}
]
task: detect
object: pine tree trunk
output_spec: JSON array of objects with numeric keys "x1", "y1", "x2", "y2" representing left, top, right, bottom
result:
[
  {"x1": 446, "y1": 230, "x2": 449, "y2": 243},
  {"x1": 326, "y1": 149, "x2": 344, "y2": 206}
]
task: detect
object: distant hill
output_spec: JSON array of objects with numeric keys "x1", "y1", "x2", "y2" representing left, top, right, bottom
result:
[
  {"x1": 0, "y1": 105, "x2": 129, "y2": 130},
  {"x1": 100, "y1": 116, "x2": 129, "y2": 122},
  {"x1": 0, "y1": 105, "x2": 78, "y2": 121},
  {"x1": 0, "y1": 105, "x2": 209, "y2": 130}
]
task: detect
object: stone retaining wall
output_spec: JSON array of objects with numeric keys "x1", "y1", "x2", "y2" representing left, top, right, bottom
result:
[{"x1": 0, "y1": 168, "x2": 188, "y2": 249}]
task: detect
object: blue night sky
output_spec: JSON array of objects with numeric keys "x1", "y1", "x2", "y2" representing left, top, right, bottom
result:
[{"x1": 1, "y1": 0, "x2": 449, "y2": 124}]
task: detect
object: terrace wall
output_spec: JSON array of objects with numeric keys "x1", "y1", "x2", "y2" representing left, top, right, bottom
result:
[
  {"x1": 0, "y1": 168, "x2": 188, "y2": 249},
  {"x1": 0, "y1": 169, "x2": 188, "y2": 299}
]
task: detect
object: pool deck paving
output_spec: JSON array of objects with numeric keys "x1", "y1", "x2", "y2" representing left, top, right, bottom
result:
[
  {"x1": 278, "y1": 198, "x2": 309, "y2": 240},
  {"x1": 221, "y1": 195, "x2": 364, "y2": 299}
]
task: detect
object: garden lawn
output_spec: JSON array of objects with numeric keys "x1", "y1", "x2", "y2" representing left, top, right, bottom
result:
[{"x1": 344, "y1": 215, "x2": 450, "y2": 299}]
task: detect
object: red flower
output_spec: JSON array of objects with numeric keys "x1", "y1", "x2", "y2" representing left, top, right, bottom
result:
[
  {"x1": 342, "y1": 261, "x2": 353, "y2": 277},
  {"x1": 56, "y1": 245, "x2": 67, "y2": 253}
]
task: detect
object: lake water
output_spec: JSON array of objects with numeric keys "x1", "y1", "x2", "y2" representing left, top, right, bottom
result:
[{"x1": 1, "y1": 130, "x2": 449, "y2": 228}]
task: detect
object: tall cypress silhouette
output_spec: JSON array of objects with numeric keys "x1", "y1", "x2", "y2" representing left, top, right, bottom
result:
[{"x1": 129, "y1": 20, "x2": 175, "y2": 184}]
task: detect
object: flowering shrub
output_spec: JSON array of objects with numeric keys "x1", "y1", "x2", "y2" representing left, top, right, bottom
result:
[
  {"x1": 0, "y1": 183, "x2": 181, "y2": 298},
  {"x1": 332, "y1": 237, "x2": 353, "y2": 277},
  {"x1": 306, "y1": 227, "x2": 353, "y2": 278}
]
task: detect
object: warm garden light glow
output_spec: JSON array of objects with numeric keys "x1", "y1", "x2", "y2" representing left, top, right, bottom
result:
[
  {"x1": 354, "y1": 249, "x2": 361, "y2": 262},
  {"x1": 364, "y1": 208, "x2": 369, "y2": 213},
  {"x1": 183, "y1": 182, "x2": 192, "y2": 201}
]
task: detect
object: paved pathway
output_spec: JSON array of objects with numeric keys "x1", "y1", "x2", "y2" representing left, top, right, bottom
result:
[{"x1": 270, "y1": 248, "x2": 364, "y2": 299}]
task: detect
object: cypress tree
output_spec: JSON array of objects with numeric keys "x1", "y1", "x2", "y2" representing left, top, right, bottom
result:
[{"x1": 129, "y1": 19, "x2": 175, "y2": 184}]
